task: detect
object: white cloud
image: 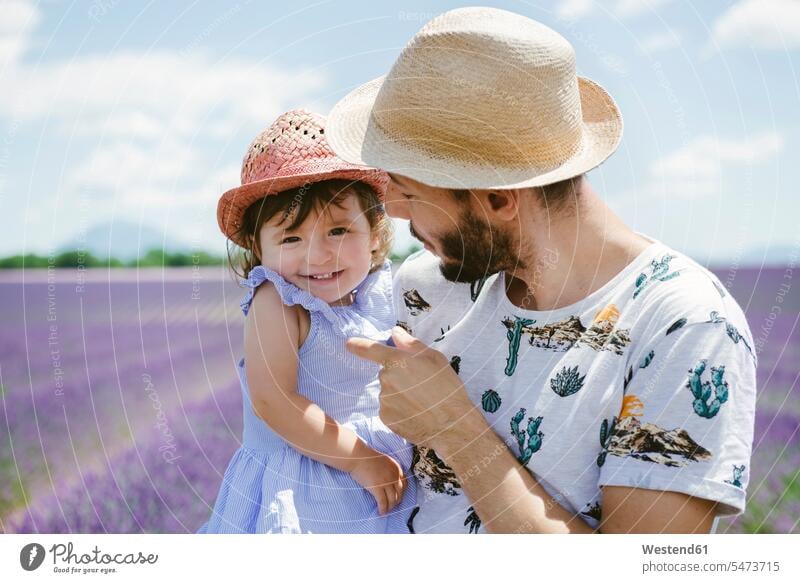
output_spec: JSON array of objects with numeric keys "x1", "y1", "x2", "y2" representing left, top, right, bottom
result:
[
  {"x1": 5, "y1": 48, "x2": 327, "y2": 213},
  {"x1": 1, "y1": 50, "x2": 327, "y2": 132},
  {"x1": 0, "y1": 0, "x2": 38, "y2": 32},
  {"x1": 711, "y1": 0, "x2": 800, "y2": 50},
  {"x1": 69, "y1": 140, "x2": 198, "y2": 192},
  {"x1": 0, "y1": 0, "x2": 40, "y2": 69},
  {"x1": 554, "y1": 0, "x2": 674, "y2": 21},
  {"x1": 647, "y1": 131, "x2": 784, "y2": 197},
  {"x1": 556, "y1": 0, "x2": 594, "y2": 21},
  {"x1": 1, "y1": 0, "x2": 330, "y2": 222},
  {"x1": 72, "y1": 112, "x2": 165, "y2": 140},
  {"x1": 652, "y1": 131, "x2": 783, "y2": 178},
  {"x1": 614, "y1": 0, "x2": 673, "y2": 20},
  {"x1": 639, "y1": 30, "x2": 682, "y2": 54},
  {"x1": 67, "y1": 138, "x2": 245, "y2": 211}
]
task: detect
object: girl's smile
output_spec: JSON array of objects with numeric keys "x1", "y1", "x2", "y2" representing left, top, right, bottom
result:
[{"x1": 300, "y1": 269, "x2": 344, "y2": 281}]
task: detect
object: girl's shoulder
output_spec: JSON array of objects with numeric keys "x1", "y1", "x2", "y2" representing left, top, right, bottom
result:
[{"x1": 246, "y1": 281, "x2": 311, "y2": 348}]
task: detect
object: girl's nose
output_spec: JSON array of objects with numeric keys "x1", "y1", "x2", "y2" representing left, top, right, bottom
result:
[{"x1": 306, "y1": 237, "x2": 335, "y2": 265}]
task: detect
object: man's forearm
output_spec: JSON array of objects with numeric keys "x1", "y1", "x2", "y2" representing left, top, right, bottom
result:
[{"x1": 434, "y1": 406, "x2": 597, "y2": 534}]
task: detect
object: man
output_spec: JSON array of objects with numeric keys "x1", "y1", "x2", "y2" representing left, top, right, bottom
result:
[{"x1": 326, "y1": 7, "x2": 756, "y2": 534}]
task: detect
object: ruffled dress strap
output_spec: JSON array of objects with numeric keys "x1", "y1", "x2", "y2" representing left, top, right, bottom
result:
[
  {"x1": 239, "y1": 265, "x2": 337, "y2": 318},
  {"x1": 238, "y1": 260, "x2": 394, "y2": 338}
]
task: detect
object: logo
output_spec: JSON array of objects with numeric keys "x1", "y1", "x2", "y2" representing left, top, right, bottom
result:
[{"x1": 20, "y1": 543, "x2": 46, "y2": 571}]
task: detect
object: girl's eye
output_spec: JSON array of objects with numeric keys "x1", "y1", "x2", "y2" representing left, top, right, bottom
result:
[
  {"x1": 330, "y1": 227, "x2": 348, "y2": 236},
  {"x1": 280, "y1": 236, "x2": 301, "y2": 244}
]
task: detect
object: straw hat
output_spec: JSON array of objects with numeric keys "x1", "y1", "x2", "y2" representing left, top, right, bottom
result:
[
  {"x1": 326, "y1": 7, "x2": 623, "y2": 190},
  {"x1": 217, "y1": 109, "x2": 388, "y2": 245}
]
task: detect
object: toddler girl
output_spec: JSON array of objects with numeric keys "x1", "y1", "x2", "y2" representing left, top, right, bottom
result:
[{"x1": 198, "y1": 109, "x2": 416, "y2": 533}]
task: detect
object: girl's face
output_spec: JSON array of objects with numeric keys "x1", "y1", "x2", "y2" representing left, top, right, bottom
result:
[{"x1": 258, "y1": 192, "x2": 379, "y2": 306}]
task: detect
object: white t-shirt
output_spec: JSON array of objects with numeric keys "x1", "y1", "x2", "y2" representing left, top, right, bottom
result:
[{"x1": 393, "y1": 236, "x2": 757, "y2": 533}]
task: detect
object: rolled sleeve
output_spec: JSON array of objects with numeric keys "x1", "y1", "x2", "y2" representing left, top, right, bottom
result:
[{"x1": 597, "y1": 318, "x2": 757, "y2": 518}]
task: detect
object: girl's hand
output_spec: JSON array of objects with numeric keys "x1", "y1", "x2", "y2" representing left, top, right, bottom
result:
[{"x1": 348, "y1": 450, "x2": 407, "y2": 516}]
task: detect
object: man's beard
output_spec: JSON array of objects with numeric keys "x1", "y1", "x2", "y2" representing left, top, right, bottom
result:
[{"x1": 410, "y1": 209, "x2": 524, "y2": 283}]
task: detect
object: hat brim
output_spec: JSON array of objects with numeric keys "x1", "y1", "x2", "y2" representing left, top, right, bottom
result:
[
  {"x1": 326, "y1": 75, "x2": 623, "y2": 190},
  {"x1": 217, "y1": 163, "x2": 388, "y2": 246}
]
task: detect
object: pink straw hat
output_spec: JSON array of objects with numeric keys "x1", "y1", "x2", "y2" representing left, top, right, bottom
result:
[{"x1": 217, "y1": 109, "x2": 389, "y2": 246}]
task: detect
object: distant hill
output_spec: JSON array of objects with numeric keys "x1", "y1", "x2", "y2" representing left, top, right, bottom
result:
[{"x1": 59, "y1": 221, "x2": 194, "y2": 261}]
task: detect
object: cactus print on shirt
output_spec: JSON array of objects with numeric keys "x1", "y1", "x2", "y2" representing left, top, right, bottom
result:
[{"x1": 393, "y1": 237, "x2": 756, "y2": 534}]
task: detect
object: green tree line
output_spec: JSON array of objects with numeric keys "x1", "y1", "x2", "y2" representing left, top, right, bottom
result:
[
  {"x1": 0, "y1": 249, "x2": 224, "y2": 268},
  {"x1": 0, "y1": 244, "x2": 423, "y2": 269}
]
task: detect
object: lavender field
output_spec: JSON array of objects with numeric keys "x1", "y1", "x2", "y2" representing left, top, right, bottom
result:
[{"x1": 0, "y1": 264, "x2": 797, "y2": 533}]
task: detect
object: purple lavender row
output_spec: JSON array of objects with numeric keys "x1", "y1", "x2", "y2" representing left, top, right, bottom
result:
[
  {"x1": 7, "y1": 378, "x2": 243, "y2": 533},
  {"x1": 1, "y1": 311, "x2": 238, "y2": 398},
  {"x1": 0, "y1": 335, "x2": 239, "y2": 519}
]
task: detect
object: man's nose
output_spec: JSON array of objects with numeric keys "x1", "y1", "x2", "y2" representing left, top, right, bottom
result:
[{"x1": 384, "y1": 185, "x2": 410, "y2": 219}]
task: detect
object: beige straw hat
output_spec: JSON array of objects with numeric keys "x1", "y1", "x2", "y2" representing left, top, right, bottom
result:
[{"x1": 326, "y1": 7, "x2": 623, "y2": 190}]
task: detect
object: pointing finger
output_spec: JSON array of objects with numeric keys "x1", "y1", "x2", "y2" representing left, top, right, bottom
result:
[{"x1": 391, "y1": 326, "x2": 429, "y2": 354}]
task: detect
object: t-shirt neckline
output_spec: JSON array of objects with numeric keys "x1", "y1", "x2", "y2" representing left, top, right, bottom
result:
[{"x1": 491, "y1": 233, "x2": 667, "y2": 319}]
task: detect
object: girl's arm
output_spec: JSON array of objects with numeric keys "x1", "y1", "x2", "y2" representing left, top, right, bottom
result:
[{"x1": 243, "y1": 282, "x2": 376, "y2": 474}]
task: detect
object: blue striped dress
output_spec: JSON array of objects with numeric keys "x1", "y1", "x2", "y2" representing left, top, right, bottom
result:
[{"x1": 197, "y1": 260, "x2": 416, "y2": 533}]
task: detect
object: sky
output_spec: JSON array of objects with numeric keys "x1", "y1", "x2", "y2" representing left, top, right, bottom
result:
[{"x1": 1, "y1": 0, "x2": 798, "y2": 265}]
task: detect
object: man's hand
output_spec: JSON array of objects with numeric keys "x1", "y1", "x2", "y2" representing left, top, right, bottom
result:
[
  {"x1": 348, "y1": 326, "x2": 598, "y2": 533},
  {"x1": 346, "y1": 326, "x2": 476, "y2": 448}
]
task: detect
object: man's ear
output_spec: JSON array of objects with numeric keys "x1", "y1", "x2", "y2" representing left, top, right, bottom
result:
[{"x1": 482, "y1": 188, "x2": 521, "y2": 221}]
